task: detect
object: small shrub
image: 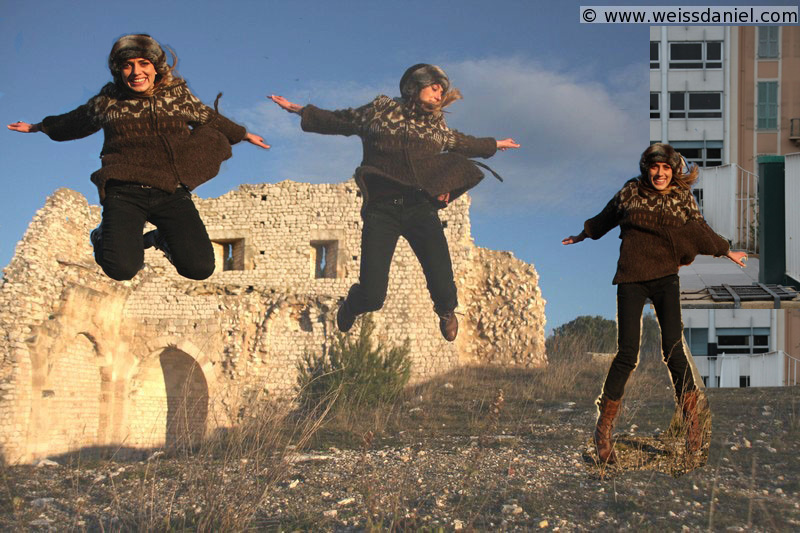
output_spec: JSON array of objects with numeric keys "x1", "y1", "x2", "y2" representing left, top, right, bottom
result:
[{"x1": 297, "y1": 315, "x2": 411, "y2": 412}]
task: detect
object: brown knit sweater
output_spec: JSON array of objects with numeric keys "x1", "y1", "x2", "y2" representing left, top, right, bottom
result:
[
  {"x1": 300, "y1": 95, "x2": 497, "y2": 204},
  {"x1": 40, "y1": 80, "x2": 247, "y2": 200},
  {"x1": 584, "y1": 178, "x2": 730, "y2": 284}
]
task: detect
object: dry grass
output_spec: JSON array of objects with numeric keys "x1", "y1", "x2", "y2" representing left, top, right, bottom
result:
[{"x1": 1, "y1": 344, "x2": 798, "y2": 531}]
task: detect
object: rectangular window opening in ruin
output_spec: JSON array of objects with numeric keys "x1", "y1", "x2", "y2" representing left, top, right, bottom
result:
[
  {"x1": 311, "y1": 240, "x2": 339, "y2": 279},
  {"x1": 211, "y1": 238, "x2": 246, "y2": 272}
]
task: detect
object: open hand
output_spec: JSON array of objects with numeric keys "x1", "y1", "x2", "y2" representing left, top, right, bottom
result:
[
  {"x1": 562, "y1": 231, "x2": 586, "y2": 245},
  {"x1": 497, "y1": 138, "x2": 520, "y2": 151},
  {"x1": 727, "y1": 250, "x2": 748, "y2": 267},
  {"x1": 269, "y1": 95, "x2": 303, "y2": 114},
  {"x1": 7, "y1": 121, "x2": 39, "y2": 133},
  {"x1": 245, "y1": 132, "x2": 270, "y2": 149}
]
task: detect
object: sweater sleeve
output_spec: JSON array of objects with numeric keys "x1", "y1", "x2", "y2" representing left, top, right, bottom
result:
[
  {"x1": 40, "y1": 97, "x2": 102, "y2": 142},
  {"x1": 583, "y1": 190, "x2": 622, "y2": 240},
  {"x1": 673, "y1": 220, "x2": 731, "y2": 265},
  {"x1": 300, "y1": 100, "x2": 374, "y2": 137},
  {"x1": 184, "y1": 89, "x2": 247, "y2": 145},
  {"x1": 444, "y1": 129, "x2": 497, "y2": 159}
]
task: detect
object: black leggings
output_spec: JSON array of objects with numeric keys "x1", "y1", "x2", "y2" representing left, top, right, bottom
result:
[
  {"x1": 96, "y1": 181, "x2": 214, "y2": 281},
  {"x1": 602, "y1": 274, "x2": 697, "y2": 401},
  {"x1": 345, "y1": 192, "x2": 457, "y2": 317}
]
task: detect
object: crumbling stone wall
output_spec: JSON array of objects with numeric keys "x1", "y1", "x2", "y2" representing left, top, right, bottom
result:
[{"x1": 0, "y1": 180, "x2": 546, "y2": 463}]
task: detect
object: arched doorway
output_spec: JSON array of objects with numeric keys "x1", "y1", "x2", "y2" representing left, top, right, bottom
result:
[
  {"x1": 160, "y1": 348, "x2": 209, "y2": 449},
  {"x1": 128, "y1": 347, "x2": 209, "y2": 450}
]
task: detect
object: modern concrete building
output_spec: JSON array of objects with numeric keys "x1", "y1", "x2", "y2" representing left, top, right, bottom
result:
[
  {"x1": 684, "y1": 309, "x2": 800, "y2": 388},
  {"x1": 650, "y1": 26, "x2": 800, "y2": 170},
  {"x1": 652, "y1": 26, "x2": 800, "y2": 278}
]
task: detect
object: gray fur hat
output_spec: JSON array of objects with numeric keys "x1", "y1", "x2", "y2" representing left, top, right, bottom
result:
[
  {"x1": 639, "y1": 142, "x2": 684, "y2": 177},
  {"x1": 399, "y1": 64, "x2": 450, "y2": 100},
  {"x1": 108, "y1": 34, "x2": 168, "y2": 79}
]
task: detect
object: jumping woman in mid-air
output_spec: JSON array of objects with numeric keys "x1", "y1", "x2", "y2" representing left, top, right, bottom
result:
[
  {"x1": 8, "y1": 34, "x2": 269, "y2": 281},
  {"x1": 563, "y1": 143, "x2": 748, "y2": 463},
  {"x1": 271, "y1": 63, "x2": 519, "y2": 341}
]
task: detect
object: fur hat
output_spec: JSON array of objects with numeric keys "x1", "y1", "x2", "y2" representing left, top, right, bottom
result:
[
  {"x1": 108, "y1": 34, "x2": 168, "y2": 80},
  {"x1": 399, "y1": 64, "x2": 450, "y2": 100},
  {"x1": 639, "y1": 143, "x2": 683, "y2": 177}
]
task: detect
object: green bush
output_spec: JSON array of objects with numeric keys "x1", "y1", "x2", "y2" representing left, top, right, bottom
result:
[
  {"x1": 296, "y1": 315, "x2": 411, "y2": 412},
  {"x1": 546, "y1": 313, "x2": 663, "y2": 360}
]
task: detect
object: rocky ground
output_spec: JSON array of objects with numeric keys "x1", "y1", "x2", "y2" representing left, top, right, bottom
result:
[{"x1": 1, "y1": 368, "x2": 798, "y2": 531}]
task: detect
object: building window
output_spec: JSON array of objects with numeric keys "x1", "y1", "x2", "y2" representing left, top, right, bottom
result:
[
  {"x1": 716, "y1": 328, "x2": 770, "y2": 355},
  {"x1": 758, "y1": 27, "x2": 779, "y2": 58},
  {"x1": 757, "y1": 81, "x2": 778, "y2": 130},
  {"x1": 212, "y1": 239, "x2": 246, "y2": 271},
  {"x1": 684, "y1": 327, "x2": 708, "y2": 356},
  {"x1": 739, "y1": 375, "x2": 751, "y2": 388},
  {"x1": 650, "y1": 41, "x2": 659, "y2": 69},
  {"x1": 669, "y1": 93, "x2": 723, "y2": 119},
  {"x1": 311, "y1": 240, "x2": 339, "y2": 279},
  {"x1": 669, "y1": 92, "x2": 722, "y2": 119},
  {"x1": 672, "y1": 141, "x2": 723, "y2": 168},
  {"x1": 650, "y1": 93, "x2": 660, "y2": 119},
  {"x1": 669, "y1": 41, "x2": 722, "y2": 69},
  {"x1": 674, "y1": 145, "x2": 722, "y2": 168},
  {"x1": 692, "y1": 188, "x2": 704, "y2": 213}
]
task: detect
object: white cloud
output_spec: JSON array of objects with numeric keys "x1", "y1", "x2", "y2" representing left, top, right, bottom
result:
[
  {"x1": 235, "y1": 57, "x2": 648, "y2": 213},
  {"x1": 443, "y1": 58, "x2": 647, "y2": 212}
]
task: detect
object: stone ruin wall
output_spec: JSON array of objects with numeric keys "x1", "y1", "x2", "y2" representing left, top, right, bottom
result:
[{"x1": 0, "y1": 180, "x2": 547, "y2": 464}]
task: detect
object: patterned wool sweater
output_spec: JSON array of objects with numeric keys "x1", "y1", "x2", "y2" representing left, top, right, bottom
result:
[
  {"x1": 584, "y1": 178, "x2": 730, "y2": 284},
  {"x1": 300, "y1": 95, "x2": 497, "y2": 203},
  {"x1": 40, "y1": 81, "x2": 247, "y2": 200}
]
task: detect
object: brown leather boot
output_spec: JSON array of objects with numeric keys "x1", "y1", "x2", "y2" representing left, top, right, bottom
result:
[
  {"x1": 681, "y1": 390, "x2": 702, "y2": 453},
  {"x1": 438, "y1": 312, "x2": 458, "y2": 342},
  {"x1": 594, "y1": 394, "x2": 621, "y2": 464}
]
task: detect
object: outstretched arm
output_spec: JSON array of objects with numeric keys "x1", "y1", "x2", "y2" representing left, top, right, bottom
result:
[
  {"x1": 7, "y1": 121, "x2": 41, "y2": 133},
  {"x1": 270, "y1": 94, "x2": 374, "y2": 137}
]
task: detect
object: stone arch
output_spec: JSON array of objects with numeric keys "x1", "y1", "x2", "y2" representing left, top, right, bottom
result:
[
  {"x1": 127, "y1": 339, "x2": 214, "y2": 450},
  {"x1": 160, "y1": 347, "x2": 209, "y2": 449},
  {"x1": 30, "y1": 332, "x2": 103, "y2": 458}
]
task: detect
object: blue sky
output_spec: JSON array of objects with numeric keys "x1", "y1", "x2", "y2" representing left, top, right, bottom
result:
[{"x1": 2, "y1": 0, "x2": 656, "y2": 331}]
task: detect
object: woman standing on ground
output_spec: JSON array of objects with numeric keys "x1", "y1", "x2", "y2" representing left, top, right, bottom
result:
[
  {"x1": 271, "y1": 64, "x2": 519, "y2": 341},
  {"x1": 8, "y1": 34, "x2": 269, "y2": 281},
  {"x1": 562, "y1": 143, "x2": 748, "y2": 463}
]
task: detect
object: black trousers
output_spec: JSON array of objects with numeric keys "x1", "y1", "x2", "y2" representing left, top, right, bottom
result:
[
  {"x1": 95, "y1": 181, "x2": 215, "y2": 281},
  {"x1": 345, "y1": 192, "x2": 457, "y2": 317},
  {"x1": 602, "y1": 274, "x2": 696, "y2": 401}
]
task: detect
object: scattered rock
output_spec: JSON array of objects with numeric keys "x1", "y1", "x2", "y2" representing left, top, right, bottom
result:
[
  {"x1": 31, "y1": 498, "x2": 54, "y2": 508},
  {"x1": 147, "y1": 451, "x2": 164, "y2": 461}
]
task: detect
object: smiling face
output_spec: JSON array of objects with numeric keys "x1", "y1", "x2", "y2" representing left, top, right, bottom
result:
[
  {"x1": 418, "y1": 83, "x2": 444, "y2": 107},
  {"x1": 121, "y1": 57, "x2": 157, "y2": 93},
  {"x1": 648, "y1": 162, "x2": 673, "y2": 191}
]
